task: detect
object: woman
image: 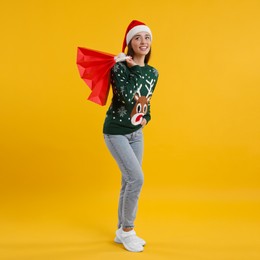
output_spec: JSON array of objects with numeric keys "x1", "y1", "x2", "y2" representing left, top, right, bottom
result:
[{"x1": 103, "y1": 20, "x2": 159, "y2": 252}]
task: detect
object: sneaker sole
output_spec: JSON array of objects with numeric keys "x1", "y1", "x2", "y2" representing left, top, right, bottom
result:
[{"x1": 122, "y1": 241, "x2": 144, "y2": 252}]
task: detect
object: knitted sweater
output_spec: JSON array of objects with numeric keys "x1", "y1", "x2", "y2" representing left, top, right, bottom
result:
[{"x1": 103, "y1": 61, "x2": 159, "y2": 135}]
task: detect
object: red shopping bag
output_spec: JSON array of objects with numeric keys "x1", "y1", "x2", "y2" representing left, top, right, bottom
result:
[{"x1": 76, "y1": 47, "x2": 126, "y2": 106}]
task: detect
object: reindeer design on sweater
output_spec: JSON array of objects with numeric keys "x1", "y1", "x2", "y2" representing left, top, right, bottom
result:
[{"x1": 131, "y1": 79, "x2": 155, "y2": 125}]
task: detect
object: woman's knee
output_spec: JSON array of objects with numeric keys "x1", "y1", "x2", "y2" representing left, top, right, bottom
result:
[{"x1": 132, "y1": 173, "x2": 144, "y2": 188}]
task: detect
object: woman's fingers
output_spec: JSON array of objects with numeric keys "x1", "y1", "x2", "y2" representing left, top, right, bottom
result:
[{"x1": 126, "y1": 56, "x2": 137, "y2": 67}]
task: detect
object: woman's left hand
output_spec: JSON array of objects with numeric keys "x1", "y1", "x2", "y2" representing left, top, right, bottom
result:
[
  {"x1": 125, "y1": 56, "x2": 137, "y2": 67},
  {"x1": 141, "y1": 118, "x2": 147, "y2": 127}
]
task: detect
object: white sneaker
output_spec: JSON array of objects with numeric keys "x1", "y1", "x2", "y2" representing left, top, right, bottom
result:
[
  {"x1": 115, "y1": 228, "x2": 144, "y2": 252},
  {"x1": 114, "y1": 229, "x2": 146, "y2": 246}
]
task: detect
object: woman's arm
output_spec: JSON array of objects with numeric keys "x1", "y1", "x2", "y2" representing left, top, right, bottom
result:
[{"x1": 111, "y1": 62, "x2": 143, "y2": 104}]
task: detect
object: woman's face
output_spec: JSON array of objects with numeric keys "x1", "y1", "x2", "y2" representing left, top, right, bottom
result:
[{"x1": 130, "y1": 32, "x2": 151, "y2": 57}]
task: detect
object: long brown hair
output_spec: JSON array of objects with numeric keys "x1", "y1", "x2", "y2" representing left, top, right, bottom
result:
[{"x1": 126, "y1": 41, "x2": 151, "y2": 64}]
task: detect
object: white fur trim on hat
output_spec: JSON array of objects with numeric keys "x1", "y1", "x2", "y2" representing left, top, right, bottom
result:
[{"x1": 126, "y1": 25, "x2": 152, "y2": 45}]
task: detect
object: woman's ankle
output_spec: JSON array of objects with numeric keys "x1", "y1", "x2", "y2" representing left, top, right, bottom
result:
[{"x1": 123, "y1": 227, "x2": 133, "y2": 232}]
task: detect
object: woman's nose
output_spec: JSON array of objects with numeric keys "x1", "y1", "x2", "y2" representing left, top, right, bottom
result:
[{"x1": 141, "y1": 37, "x2": 147, "y2": 44}]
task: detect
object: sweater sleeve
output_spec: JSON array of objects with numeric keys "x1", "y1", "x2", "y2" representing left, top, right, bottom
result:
[{"x1": 111, "y1": 63, "x2": 143, "y2": 104}]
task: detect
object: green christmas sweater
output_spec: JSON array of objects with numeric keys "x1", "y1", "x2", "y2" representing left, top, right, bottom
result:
[{"x1": 103, "y1": 61, "x2": 159, "y2": 135}]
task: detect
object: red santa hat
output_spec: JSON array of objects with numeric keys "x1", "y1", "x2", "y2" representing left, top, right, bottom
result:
[{"x1": 122, "y1": 20, "x2": 152, "y2": 52}]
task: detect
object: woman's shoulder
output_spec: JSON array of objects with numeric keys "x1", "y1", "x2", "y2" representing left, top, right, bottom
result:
[{"x1": 112, "y1": 61, "x2": 128, "y2": 73}]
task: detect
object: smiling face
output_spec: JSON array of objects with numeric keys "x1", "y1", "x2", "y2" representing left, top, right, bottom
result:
[{"x1": 130, "y1": 32, "x2": 151, "y2": 57}]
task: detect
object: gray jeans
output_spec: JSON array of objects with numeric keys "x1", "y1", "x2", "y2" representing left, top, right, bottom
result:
[{"x1": 104, "y1": 128, "x2": 144, "y2": 229}]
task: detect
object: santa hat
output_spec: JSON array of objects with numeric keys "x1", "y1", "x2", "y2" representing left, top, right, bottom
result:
[{"x1": 122, "y1": 20, "x2": 152, "y2": 52}]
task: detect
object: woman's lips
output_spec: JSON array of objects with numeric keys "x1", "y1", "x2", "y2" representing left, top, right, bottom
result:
[{"x1": 139, "y1": 46, "x2": 148, "y2": 51}]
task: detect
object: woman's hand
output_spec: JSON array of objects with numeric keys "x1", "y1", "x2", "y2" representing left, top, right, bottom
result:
[
  {"x1": 141, "y1": 118, "x2": 147, "y2": 127},
  {"x1": 126, "y1": 56, "x2": 137, "y2": 67}
]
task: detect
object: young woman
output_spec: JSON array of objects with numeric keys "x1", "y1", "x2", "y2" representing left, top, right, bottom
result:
[{"x1": 103, "y1": 20, "x2": 159, "y2": 252}]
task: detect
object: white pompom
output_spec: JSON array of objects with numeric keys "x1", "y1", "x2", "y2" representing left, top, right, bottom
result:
[{"x1": 115, "y1": 53, "x2": 128, "y2": 63}]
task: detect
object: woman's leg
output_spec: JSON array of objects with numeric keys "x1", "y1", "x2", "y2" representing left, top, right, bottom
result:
[
  {"x1": 118, "y1": 178, "x2": 126, "y2": 228},
  {"x1": 129, "y1": 128, "x2": 144, "y2": 165},
  {"x1": 104, "y1": 130, "x2": 144, "y2": 229}
]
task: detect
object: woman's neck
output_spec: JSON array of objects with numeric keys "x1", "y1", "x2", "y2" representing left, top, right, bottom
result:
[{"x1": 133, "y1": 55, "x2": 146, "y2": 67}]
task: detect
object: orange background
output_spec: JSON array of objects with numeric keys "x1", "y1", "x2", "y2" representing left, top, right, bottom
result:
[{"x1": 0, "y1": 0, "x2": 260, "y2": 259}]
